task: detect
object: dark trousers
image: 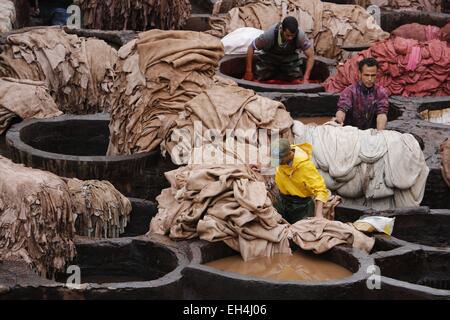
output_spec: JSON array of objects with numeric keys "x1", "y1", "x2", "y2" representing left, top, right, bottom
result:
[
  {"x1": 254, "y1": 52, "x2": 303, "y2": 81},
  {"x1": 274, "y1": 194, "x2": 315, "y2": 224},
  {"x1": 39, "y1": 5, "x2": 69, "y2": 26}
]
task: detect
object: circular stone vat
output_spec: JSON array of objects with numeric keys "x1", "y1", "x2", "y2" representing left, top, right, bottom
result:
[
  {"x1": 182, "y1": 241, "x2": 373, "y2": 299},
  {"x1": 217, "y1": 54, "x2": 336, "y2": 93},
  {"x1": 373, "y1": 248, "x2": 450, "y2": 299},
  {"x1": 5, "y1": 114, "x2": 164, "y2": 200},
  {"x1": 387, "y1": 96, "x2": 450, "y2": 209},
  {"x1": 260, "y1": 92, "x2": 340, "y2": 119},
  {"x1": 390, "y1": 212, "x2": 450, "y2": 248},
  {"x1": 0, "y1": 236, "x2": 188, "y2": 300},
  {"x1": 261, "y1": 92, "x2": 404, "y2": 124},
  {"x1": 57, "y1": 238, "x2": 178, "y2": 284}
]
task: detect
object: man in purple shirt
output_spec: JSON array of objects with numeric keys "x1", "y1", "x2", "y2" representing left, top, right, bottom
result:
[
  {"x1": 335, "y1": 58, "x2": 389, "y2": 130},
  {"x1": 244, "y1": 16, "x2": 315, "y2": 82}
]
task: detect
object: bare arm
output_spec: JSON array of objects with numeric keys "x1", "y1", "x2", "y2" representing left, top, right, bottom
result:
[
  {"x1": 335, "y1": 86, "x2": 353, "y2": 125},
  {"x1": 303, "y1": 47, "x2": 315, "y2": 82},
  {"x1": 314, "y1": 200, "x2": 324, "y2": 219},
  {"x1": 376, "y1": 88, "x2": 389, "y2": 130},
  {"x1": 335, "y1": 110, "x2": 346, "y2": 124},
  {"x1": 376, "y1": 113, "x2": 387, "y2": 130},
  {"x1": 244, "y1": 46, "x2": 255, "y2": 81}
]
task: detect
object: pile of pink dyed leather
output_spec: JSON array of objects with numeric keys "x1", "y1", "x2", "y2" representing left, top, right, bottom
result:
[
  {"x1": 391, "y1": 22, "x2": 450, "y2": 42},
  {"x1": 324, "y1": 37, "x2": 450, "y2": 97}
]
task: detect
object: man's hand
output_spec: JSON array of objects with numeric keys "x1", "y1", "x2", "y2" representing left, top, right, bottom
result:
[
  {"x1": 243, "y1": 71, "x2": 254, "y2": 81},
  {"x1": 335, "y1": 110, "x2": 346, "y2": 125},
  {"x1": 249, "y1": 163, "x2": 261, "y2": 172},
  {"x1": 245, "y1": 46, "x2": 255, "y2": 82}
]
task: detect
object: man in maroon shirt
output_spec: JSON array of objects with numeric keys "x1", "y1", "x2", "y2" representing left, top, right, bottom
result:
[{"x1": 335, "y1": 58, "x2": 389, "y2": 130}]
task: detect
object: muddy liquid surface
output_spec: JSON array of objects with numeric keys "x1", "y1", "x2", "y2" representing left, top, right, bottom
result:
[
  {"x1": 205, "y1": 251, "x2": 352, "y2": 282},
  {"x1": 295, "y1": 116, "x2": 332, "y2": 125}
]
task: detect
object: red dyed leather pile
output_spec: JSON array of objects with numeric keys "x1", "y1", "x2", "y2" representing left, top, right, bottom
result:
[
  {"x1": 323, "y1": 37, "x2": 450, "y2": 97},
  {"x1": 391, "y1": 22, "x2": 450, "y2": 42},
  {"x1": 392, "y1": 23, "x2": 441, "y2": 42}
]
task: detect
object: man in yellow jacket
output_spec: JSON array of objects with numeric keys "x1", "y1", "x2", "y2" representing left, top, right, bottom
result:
[{"x1": 272, "y1": 138, "x2": 329, "y2": 223}]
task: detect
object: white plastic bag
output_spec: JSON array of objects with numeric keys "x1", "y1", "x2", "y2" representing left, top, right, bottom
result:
[
  {"x1": 353, "y1": 216, "x2": 395, "y2": 236},
  {"x1": 221, "y1": 27, "x2": 264, "y2": 55}
]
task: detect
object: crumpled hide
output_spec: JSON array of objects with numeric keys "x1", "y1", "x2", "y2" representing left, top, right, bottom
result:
[
  {"x1": 148, "y1": 164, "x2": 373, "y2": 260},
  {"x1": 64, "y1": 178, "x2": 132, "y2": 239},
  {"x1": 290, "y1": 217, "x2": 375, "y2": 254},
  {"x1": 107, "y1": 30, "x2": 224, "y2": 156},
  {"x1": 0, "y1": 77, "x2": 62, "y2": 135},
  {"x1": 0, "y1": 0, "x2": 15, "y2": 33},
  {"x1": 323, "y1": 37, "x2": 450, "y2": 97},
  {"x1": 293, "y1": 121, "x2": 429, "y2": 210},
  {"x1": 0, "y1": 157, "x2": 134, "y2": 278},
  {"x1": 0, "y1": 27, "x2": 118, "y2": 114},
  {"x1": 73, "y1": 0, "x2": 192, "y2": 31},
  {"x1": 391, "y1": 23, "x2": 447, "y2": 42},
  {"x1": 161, "y1": 84, "x2": 293, "y2": 166},
  {"x1": 0, "y1": 156, "x2": 76, "y2": 279},
  {"x1": 149, "y1": 164, "x2": 292, "y2": 261},
  {"x1": 209, "y1": 0, "x2": 389, "y2": 61}
]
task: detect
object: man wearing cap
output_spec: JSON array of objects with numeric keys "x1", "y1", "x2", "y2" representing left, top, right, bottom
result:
[
  {"x1": 271, "y1": 139, "x2": 329, "y2": 224},
  {"x1": 244, "y1": 16, "x2": 315, "y2": 82}
]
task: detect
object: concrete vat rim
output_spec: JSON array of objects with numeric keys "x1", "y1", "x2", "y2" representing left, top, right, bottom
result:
[
  {"x1": 0, "y1": 235, "x2": 191, "y2": 299},
  {"x1": 373, "y1": 246, "x2": 450, "y2": 298},
  {"x1": 217, "y1": 54, "x2": 336, "y2": 93},
  {"x1": 68, "y1": 236, "x2": 189, "y2": 290},
  {"x1": 184, "y1": 241, "x2": 373, "y2": 288},
  {"x1": 5, "y1": 113, "x2": 157, "y2": 163}
]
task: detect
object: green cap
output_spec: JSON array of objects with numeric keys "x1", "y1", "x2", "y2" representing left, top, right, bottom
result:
[{"x1": 271, "y1": 138, "x2": 291, "y2": 159}]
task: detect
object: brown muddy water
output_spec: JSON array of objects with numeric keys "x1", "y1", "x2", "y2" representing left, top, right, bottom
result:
[{"x1": 205, "y1": 251, "x2": 352, "y2": 282}]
